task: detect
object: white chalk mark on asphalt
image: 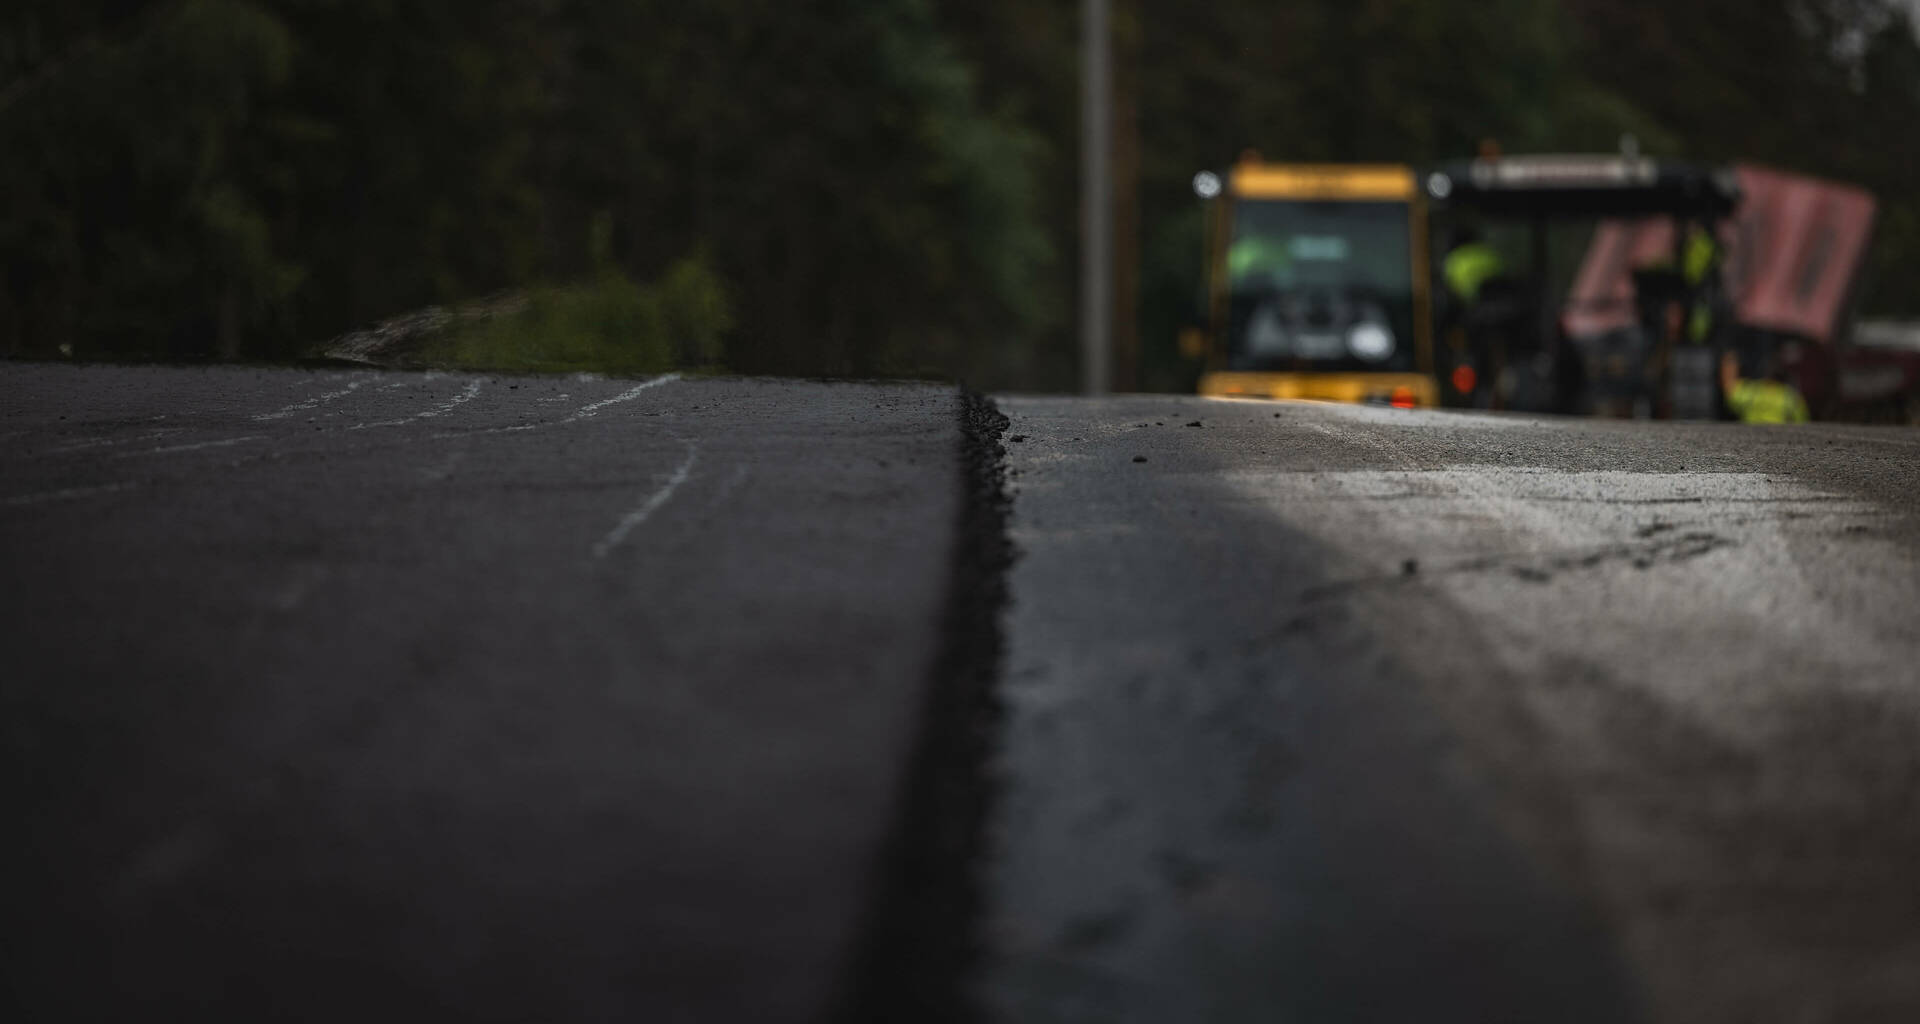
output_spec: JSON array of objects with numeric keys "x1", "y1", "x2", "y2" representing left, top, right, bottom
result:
[
  {"x1": 350, "y1": 379, "x2": 485, "y2": 430},
  {"x1": 253, "y1": 379, "x2": 363, "y2": 421},
  {"x1": 592, "y1": 440, "x2": 700, "y2": 560},
  {"x1": 568, "y1": 374, "x2": 684, "y2": 422},
  {"x1": 419, "y1": 451, "x2": 467, "y2": 482},
  {"x1": 39, "y1": 428, "x2": 184, "y2": 456},
  {"x1": 437, "y1": 373, "x2": 681, "y2": 437},
  {"x1": 118, "y1": 435, "x2": 265, "y2": 457},
  {"x1": 705, "y1": 464, "x2": 752, "y2": 509},
  {"x1": 3, "y1": 481, "x2": 138, "y2": 507}
]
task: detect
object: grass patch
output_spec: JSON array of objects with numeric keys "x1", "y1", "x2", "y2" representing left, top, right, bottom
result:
[{"x1": 422, "y1": 256, "x2": 730, "y2": 375}]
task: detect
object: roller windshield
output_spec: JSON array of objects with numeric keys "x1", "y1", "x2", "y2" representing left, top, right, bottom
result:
[{"x1": 1224, "y1": 199, "x2": 1417, "y2": 372}]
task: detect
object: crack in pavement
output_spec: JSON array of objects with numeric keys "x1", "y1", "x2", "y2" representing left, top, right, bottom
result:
[{"x1": 1300, "y1": 529, "x2": 1739, "y2": 601}]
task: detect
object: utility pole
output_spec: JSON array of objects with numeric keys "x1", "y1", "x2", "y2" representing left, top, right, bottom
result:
[
  {"x1": 1080, "y1": 0, "x2": 1111, "y2": 395},
  {"x1": 1111, "y1": 0, "x2": 1140, "y2": 393}
]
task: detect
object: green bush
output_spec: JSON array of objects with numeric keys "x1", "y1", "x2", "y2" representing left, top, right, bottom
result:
[{"x1": 424, "y1": 255, "x2": 730, "y2": 375}]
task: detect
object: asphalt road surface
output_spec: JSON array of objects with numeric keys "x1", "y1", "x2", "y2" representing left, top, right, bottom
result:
[
  {"x1": 2, "y1": 364, "x2": 962, "y2": 1022},
  {"x1": 8, "y1": 364, "x2": 1920, "y2": 1023},
  {"x1": 983, "y1": 395, "x2": 1920, "y2": 1024}
]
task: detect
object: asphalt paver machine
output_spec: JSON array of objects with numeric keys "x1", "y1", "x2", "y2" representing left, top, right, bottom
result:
[{"x1": 1424, "y1": 155, "x2": 1742, "y2": 417}]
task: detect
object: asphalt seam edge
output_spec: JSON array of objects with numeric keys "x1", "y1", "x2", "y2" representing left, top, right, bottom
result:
[{"x1": 834, "y1": 389, "x2": 1013, "y2": 1023}]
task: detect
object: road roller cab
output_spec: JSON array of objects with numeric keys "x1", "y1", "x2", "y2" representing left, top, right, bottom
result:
[{"x1": 1190, "y1": 157, "x2": 1438, "y2": 407}]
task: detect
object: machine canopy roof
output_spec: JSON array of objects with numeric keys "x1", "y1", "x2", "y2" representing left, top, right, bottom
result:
[{"x1": 1429, "y1": 155, "x2": 1740, "y2": 220}]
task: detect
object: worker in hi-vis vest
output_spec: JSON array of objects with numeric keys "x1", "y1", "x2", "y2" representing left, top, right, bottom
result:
[
  {"x1": 1719, "y1": 349, "x2": 1809, "y2": 424},
  {"x1": 1228, "y1": 233, "x2": 1292, "y2": 292},
  {"x1": 1443, "y1": 227, "x2": 1505, "y2": 306},
  {"x1": 1682, "y1": 223, "x2": 1726, "y2": 344}
]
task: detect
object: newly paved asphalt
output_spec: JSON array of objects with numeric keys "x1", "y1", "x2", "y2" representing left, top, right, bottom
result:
[
  {"x1": 982, "y1": 395, "x2": 1920, "y2": 1024},
  {"x1": 2, "y1": 364, "x2": 960, "y2": 1022},
  {"x1": 9, "y1": 364, "x2": 1920, "y2": 1023}
]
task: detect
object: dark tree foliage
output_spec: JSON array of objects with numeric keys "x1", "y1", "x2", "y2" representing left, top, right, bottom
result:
[
  {"x1": 1, "y1": 1, "x2": 302, "y2": 358},
  {"x1": 1, "y1": 0, "x2": 1047, "y2": 376},
  {"x1": 3, "y1": 0, "x2": 1917, "y2": 385}
]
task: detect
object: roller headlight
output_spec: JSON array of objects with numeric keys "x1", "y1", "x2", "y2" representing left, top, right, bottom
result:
[{"x1": 1347, "y1": 322, "x2": 1395, "y2": 362}]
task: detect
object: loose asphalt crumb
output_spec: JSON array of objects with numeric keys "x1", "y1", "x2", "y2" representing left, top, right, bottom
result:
[{"x1": 837, "y1": 390, "x2": 1014, "y2": 1024}]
